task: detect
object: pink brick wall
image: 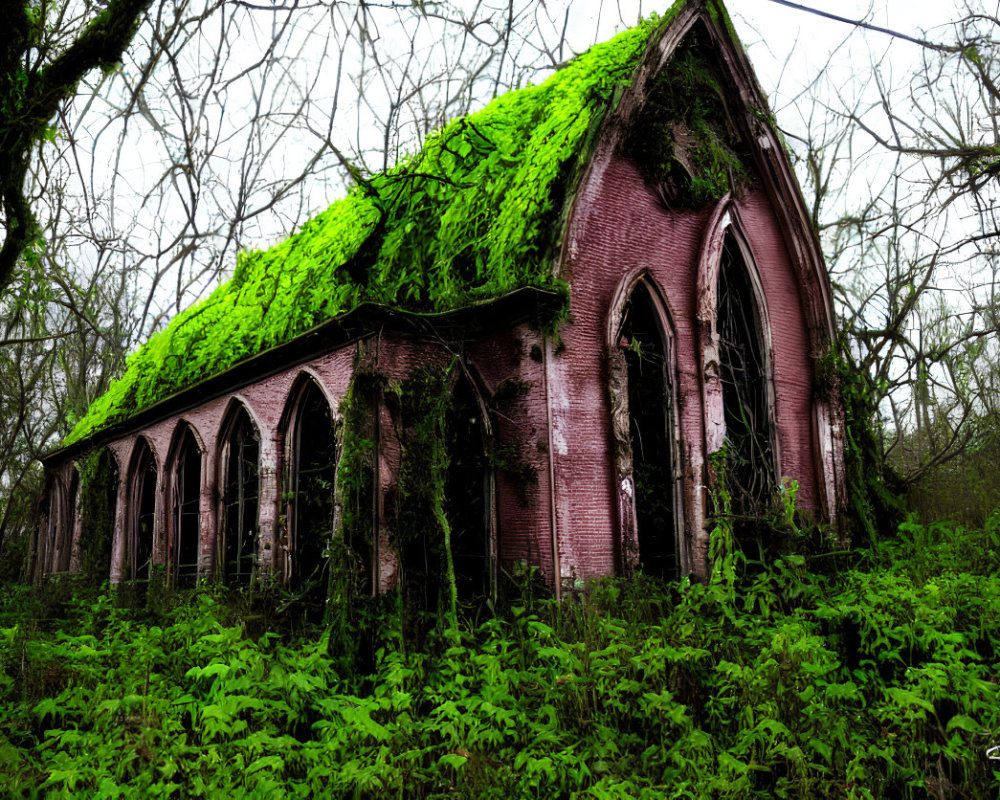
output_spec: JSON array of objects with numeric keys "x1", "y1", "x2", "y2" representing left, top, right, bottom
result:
[
  {"x1": 98, "y1": 347, "x2": 356, "y2": 584},
  {"x1": 40, "y1": 166, "x2": 836, "y2": 591},
  {"x1": 551, "y1": 148, "x2": 827, "y2": 581}
]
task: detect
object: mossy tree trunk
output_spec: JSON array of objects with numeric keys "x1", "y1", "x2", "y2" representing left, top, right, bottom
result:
[{"x1": 0, "y1": 0, "x2": 151, "y2": 289}]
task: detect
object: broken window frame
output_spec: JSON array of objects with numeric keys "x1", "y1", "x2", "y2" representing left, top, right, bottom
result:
[
  {"x1": 126, "y1": 437, "x2": 158, "y2": 583},
  {"x1": 167, "y1": 423, "x2": 203, "y2": 588},
  {"x1": 717, "y1": 232, "x2": 779, "y2": 512},
  {"x1": 607, "y1": 271, "x2": 685, "y2": 579},
  {"x1": 217, "y1": 401, "x2": 261, "y2": 586},
  {"x1": 696, "y1": 202, "x2": 780, "y2": 515},
  {"x1": 280, "y1": 373, "x2": 345, "y2": 596}
]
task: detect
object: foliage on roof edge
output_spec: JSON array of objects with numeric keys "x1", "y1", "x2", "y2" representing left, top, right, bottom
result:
[{"x1": 64, "y1": 5, "x2": 702, "y2": 448}]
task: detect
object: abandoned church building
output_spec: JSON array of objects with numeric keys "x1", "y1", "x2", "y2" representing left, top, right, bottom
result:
[{"x1": 32, "y1": 0, "x2": 847, "y2": 604}]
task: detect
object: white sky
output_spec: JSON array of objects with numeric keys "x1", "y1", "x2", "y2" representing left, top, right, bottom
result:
[{"x1": 51, "y1": 0, "x2": 982, "y2": 332}]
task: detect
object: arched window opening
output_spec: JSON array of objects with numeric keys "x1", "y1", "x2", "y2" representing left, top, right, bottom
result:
[
  {"x1": 285, "y1": 379, "x2": 344, "y2": 604},
  {"x1": 170, "y1": 427, "x2": 202, "y2": 587},
  {"x1": 717, "y1": 235, "x2": 776, "y2": 515},
  {"x1": 79, "y1": 449, "x2": 118, "y2": 580},
  {"x1": 129, "y1": 440, "x2": 157, "y2": 582},
  {"x1": 444, "y1": 377, "x2": 492, "y2": 603},
  {"x1": 220, "y1": 405, "x2": 260, "y2": 585},
  {"x1": 620, "y1": 282, "x2": 678, "y2": 580}
]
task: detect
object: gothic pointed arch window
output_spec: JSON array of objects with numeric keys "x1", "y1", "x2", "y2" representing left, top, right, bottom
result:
[
  {"x1": 282, "y1": 375, "x2": 345, "y2": 602},
  {"x1": 611, "y1": 277, "x2": 681, "y2": 580},
  {"x1": 168, "y1": 424, "x2": 203, "y2": 587},
  {"x1": 716, "y1": 233, "x2": 777, "y2": 515},
  {"x1": 127, "y1": 438, "x2": 157, "y2": 582},
  {"x1": 218, "y1": 402, "x2": 260, "y2": 585}
]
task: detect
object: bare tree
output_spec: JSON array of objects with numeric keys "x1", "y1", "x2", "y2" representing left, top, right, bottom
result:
[
  {"x1": 0, "y1": 0, "x2": 153, "y2": 290},
  {"x1": 0, "y1": 0, "x2": 644, "y2": 561},
  {"x1": 767, "y1": 0, "x2": 1000, "y2": 518}
]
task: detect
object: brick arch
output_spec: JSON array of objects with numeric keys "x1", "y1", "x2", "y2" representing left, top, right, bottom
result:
[
  {"x1": 278, "y1": 369, "x2": 339, "y2": 436},
  {"x1": 167, "y1": 417, "x2": 207, "y2": 459},
  {"x1": 217, "y1": 394, "x2": 266, "y2": 445},
  {"x1": 126, "y1": 433, "x2": 161, "y2": 474}
]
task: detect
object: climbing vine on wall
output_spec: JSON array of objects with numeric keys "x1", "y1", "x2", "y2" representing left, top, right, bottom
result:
[
  {"x1": 819, "y1": 344, "x2": 904, "y2": 546},
  {"x1": 75, "y1": 450, "x2": 118, "y2": 585},
  {"x1": 323, "y1": 364, "x2": 383, "y2": 664},
  {"x1": 386, "y1": 365, "x2": 459, "y2": 632},
  {"x1": 623, "y1": 31, "x2": 751, "y2": 207},
  {"x1": 333, "y1": 367, "x2": 381, "y2": 606}
]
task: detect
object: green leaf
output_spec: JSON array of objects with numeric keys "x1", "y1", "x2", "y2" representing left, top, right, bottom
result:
[
  {"x1": 946, "y1": 714, "x2": 980, "y2": 734},
  {"x1": 247, "y1": 755, "x2": 285, "y2": 775},
  {"x1": 437, "y1": 753, "x2": 468, "y2": 770}
]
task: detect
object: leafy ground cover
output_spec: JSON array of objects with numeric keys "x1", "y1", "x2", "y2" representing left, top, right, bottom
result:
[{"x1": 3, "y1": 516, "x2": 1000, "y2": 798}]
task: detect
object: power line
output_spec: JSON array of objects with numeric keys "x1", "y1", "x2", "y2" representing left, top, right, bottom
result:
[{"x1": 761, "y1": 0, "x2": 957, "y2": 52}]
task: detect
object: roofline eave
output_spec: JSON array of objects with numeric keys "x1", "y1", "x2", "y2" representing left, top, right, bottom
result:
[{"x1": 43, "y1": 285, "x2": 565, "y2": 466}]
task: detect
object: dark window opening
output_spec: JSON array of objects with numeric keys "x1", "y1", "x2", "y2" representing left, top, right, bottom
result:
[
  {"x1": 287, "y1": 380, "x2": 345, "y2": 605},
  {"x1": 444, "y1": 378, "x2": 491, "y2": 604},
  {"x1": 221, "y1": 407, "x2": 260, "y2": 585},
  {"x1": 79, "y1": 449, "x2": 118, "y2": 580},
  {"x1": 130, "y1": 441, "x2": 156, "y2": 583},
  {"x1": 621, "y1": 283, "x2": 678, "y2": 579},
  {"x1": 393, "y1": 372, "x2": 492, "y2": 619},
  {"x1": 717, "y1": 236, "x2": 776, "y2": 516},
  {"x1": 171, "y1": 428, "x2": 202, "y2": 587}
]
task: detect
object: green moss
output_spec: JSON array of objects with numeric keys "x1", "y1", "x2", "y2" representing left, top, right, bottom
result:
[
  {"x1": 623, "y1": 33, "x2": 750, "y2": 207},
  {"x1": 75, "y1": 449, "x2": 117, "y2": 584},
  {"x1": 385, "y1": 367, "x2": 457, "y2": 625},
  {"x1": 819, "y1": 345, "x2": 905, "y2": 545},
  {"x1": 64, "y1": 16, "x2": 673, "y2": 447},
  {"x1": 63, "y1": 0, "x2": 774, "y2": 448}
]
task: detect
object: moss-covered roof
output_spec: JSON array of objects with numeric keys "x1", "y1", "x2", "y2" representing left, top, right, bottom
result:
[{"x1": 65, "y1": 4, "x2": 711, "y2": 448}]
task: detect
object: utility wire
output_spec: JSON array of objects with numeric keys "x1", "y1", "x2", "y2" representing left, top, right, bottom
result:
[{"x1": 761, "y1": 0, "x2": 958, "y2": 52}]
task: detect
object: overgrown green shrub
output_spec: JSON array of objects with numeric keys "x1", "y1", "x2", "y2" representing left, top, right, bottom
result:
[{"x1": 2, "y1": 515, "x2": 1000, "y2": 798}]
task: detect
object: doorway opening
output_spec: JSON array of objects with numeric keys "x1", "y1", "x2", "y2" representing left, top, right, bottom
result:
[{"x1": 444, "y1": 377, "x2": 492, "y2": 603}]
